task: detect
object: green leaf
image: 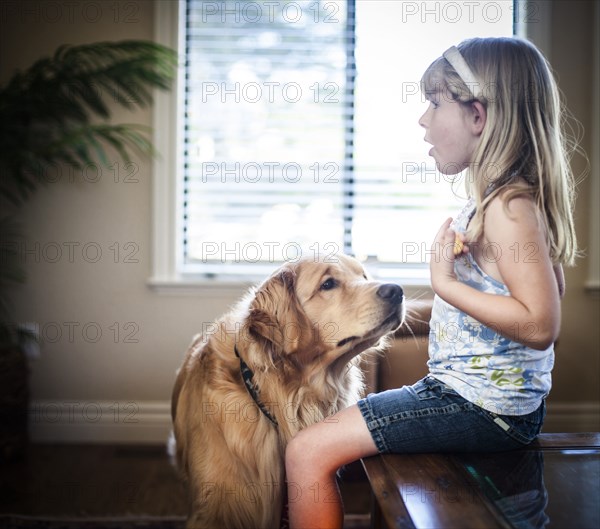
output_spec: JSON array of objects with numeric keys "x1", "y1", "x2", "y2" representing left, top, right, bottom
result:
[{"x1": 0, "y1": 40, "x2": 177, "y2": 205}]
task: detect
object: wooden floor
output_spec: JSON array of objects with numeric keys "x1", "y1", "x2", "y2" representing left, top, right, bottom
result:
[{"x1": 0, "y1": 443, "x2": 371, "y2": 519}]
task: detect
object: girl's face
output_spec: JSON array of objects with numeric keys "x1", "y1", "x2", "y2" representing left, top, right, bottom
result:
[{"x1": 418, "y1": 91, "x2": 483, "y2": 175}]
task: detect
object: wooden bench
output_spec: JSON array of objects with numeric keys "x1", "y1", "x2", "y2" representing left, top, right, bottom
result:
[{"x1": 361, "y1": 432, "x2": 600, "y2": 529}]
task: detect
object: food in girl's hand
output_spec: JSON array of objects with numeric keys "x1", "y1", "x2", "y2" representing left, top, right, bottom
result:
[{"x1": 453, "y1": 235, "x2": 464, "y2": 256}]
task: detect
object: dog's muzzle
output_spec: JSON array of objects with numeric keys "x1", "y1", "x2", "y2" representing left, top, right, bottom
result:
[{"x1": 335, "y1": 283, "x2": 404, "y2": 347}]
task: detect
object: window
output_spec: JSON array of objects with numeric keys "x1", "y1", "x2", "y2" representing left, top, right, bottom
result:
[{"x1": 151, "y1": 0, "x2": 515, "y2": 286}]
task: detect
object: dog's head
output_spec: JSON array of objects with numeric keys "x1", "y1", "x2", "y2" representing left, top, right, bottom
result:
[{"x1": 244, "y1": 254, "x2": 404, "y2": 369}]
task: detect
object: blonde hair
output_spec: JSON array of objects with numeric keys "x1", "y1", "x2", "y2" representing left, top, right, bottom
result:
[{"x1": 421, "y1": 37, "x2": 579, "y2": 265}]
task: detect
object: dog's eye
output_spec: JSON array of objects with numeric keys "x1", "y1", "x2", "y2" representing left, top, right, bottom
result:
[{"x1": 320, "y1": 278, "x2": 337, "y2": 291}]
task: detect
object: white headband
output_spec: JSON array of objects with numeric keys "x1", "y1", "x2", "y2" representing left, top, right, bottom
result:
[{"x1": 442, "y1": 46, "x2": 482, "y2": 99}]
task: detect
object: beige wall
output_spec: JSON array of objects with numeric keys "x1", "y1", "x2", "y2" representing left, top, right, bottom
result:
[
  {"x1": 0, "y1": 0, "x2": 597, "y2": 440},
  {"x1": 546, "y1": 1, "x2": 599, "y2": 406}
]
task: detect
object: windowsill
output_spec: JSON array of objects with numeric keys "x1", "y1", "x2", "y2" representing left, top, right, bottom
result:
[
  {"x1": 147, "y1": 276, "x2": 256, "y2": 296},
  {"x1": 147, "y1": 270, "x2": 433, "y2": 296}
]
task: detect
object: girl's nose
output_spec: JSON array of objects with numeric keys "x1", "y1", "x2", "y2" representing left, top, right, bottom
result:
[{"x1": 418, "y1": 107, "x2": 429, "y2": 128}]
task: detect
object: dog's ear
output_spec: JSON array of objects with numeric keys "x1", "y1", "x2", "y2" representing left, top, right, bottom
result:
[{"x1": 245, "y1": 264, "x2": 316, "y2": 361}]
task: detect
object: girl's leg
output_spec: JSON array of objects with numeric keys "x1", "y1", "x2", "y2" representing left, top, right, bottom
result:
[{"x1": 285, "y1": 404, "x2": 377, "y2": 529}]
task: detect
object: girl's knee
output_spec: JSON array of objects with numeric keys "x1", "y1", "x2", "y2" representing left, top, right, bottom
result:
[{"x1": 286, "y1": 404, "x2": 375, "y2": 477}]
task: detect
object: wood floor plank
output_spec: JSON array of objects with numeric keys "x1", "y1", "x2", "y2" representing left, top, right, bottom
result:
[{"x1": 0, "y1": 443, "x2": 371, "y2": 525}]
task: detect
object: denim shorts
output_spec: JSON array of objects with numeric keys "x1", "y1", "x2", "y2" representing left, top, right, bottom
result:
[{"x1": 357, "y1": 376, "x2": 546, "y2": 454}]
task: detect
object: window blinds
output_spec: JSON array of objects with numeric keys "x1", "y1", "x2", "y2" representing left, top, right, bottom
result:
[{"x1": 183, "y1": 0, "x2": 355, "y2": 276}]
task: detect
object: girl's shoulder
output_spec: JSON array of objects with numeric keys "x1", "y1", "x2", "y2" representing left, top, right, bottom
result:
[
  {"x1": 482, "y1": 188, "x2": 543, "y2": 242},
  {"x1": 484, "y1": 185, "x2": 538, "y2": 224}
]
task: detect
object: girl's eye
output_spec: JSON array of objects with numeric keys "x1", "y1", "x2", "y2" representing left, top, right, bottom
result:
[
  {"x1": 320, "y1": 278, "x2": 337, "y2": 291},
  {"x1": 431, "y1": 100, "x2": 440, "y2": 109}
]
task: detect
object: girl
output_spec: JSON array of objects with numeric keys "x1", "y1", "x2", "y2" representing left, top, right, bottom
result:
[{"x1": 285, "y1": 37, "x2": 578, "y2": 529}]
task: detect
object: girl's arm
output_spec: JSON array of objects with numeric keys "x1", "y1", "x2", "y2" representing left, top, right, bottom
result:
[{"x1": 430, "y1": 195, "x2": 561, "y2": 350}]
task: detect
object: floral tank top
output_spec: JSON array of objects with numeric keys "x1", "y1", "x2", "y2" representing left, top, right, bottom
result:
[{"x1": 428, "y1": 198, "x2": 554, "y2": 416}]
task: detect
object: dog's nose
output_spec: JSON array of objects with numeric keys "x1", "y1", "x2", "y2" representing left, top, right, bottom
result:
[{"x1": 377, "y1": 283, "x2": 403, "y2": 303}]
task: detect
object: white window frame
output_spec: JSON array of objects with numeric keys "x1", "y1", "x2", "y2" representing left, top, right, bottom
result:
[
  {"x1": 150, "y1": 1, "x2": 250, "y2": 293},
  {"x1": 149, "y1": 0, "x2": 559, "y2": 293},
  {"x1": 148, "y1": 1, "x2": 184, "y2": 291}
]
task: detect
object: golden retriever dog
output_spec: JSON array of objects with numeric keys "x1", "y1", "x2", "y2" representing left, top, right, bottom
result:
[{"x1": 171, "y1": 254, "x2": 404, "y2": 529}]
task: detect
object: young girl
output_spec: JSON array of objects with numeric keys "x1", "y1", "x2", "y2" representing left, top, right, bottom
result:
[{"x1": 285, "y1": 37, "x2": 578, "y2": 529}]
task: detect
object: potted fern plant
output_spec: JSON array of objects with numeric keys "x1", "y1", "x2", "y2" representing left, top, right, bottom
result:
[{"x1": 0, "y1": 40, "x2": 177, "y2": 460}]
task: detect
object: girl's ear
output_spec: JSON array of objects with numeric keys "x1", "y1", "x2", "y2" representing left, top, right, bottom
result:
[{"x1": 470, "y1": 100, "x2": 487, "y2": 135}]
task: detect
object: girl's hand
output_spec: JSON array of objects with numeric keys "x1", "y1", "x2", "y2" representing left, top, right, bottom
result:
[{"x1": 430, "y1": 218, "x2": 468, "y2": 297}]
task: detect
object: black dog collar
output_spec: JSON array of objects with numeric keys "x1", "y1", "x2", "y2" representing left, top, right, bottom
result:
[{"x1": 234, "y1": 344, "x2": 278, "y2": 428}]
